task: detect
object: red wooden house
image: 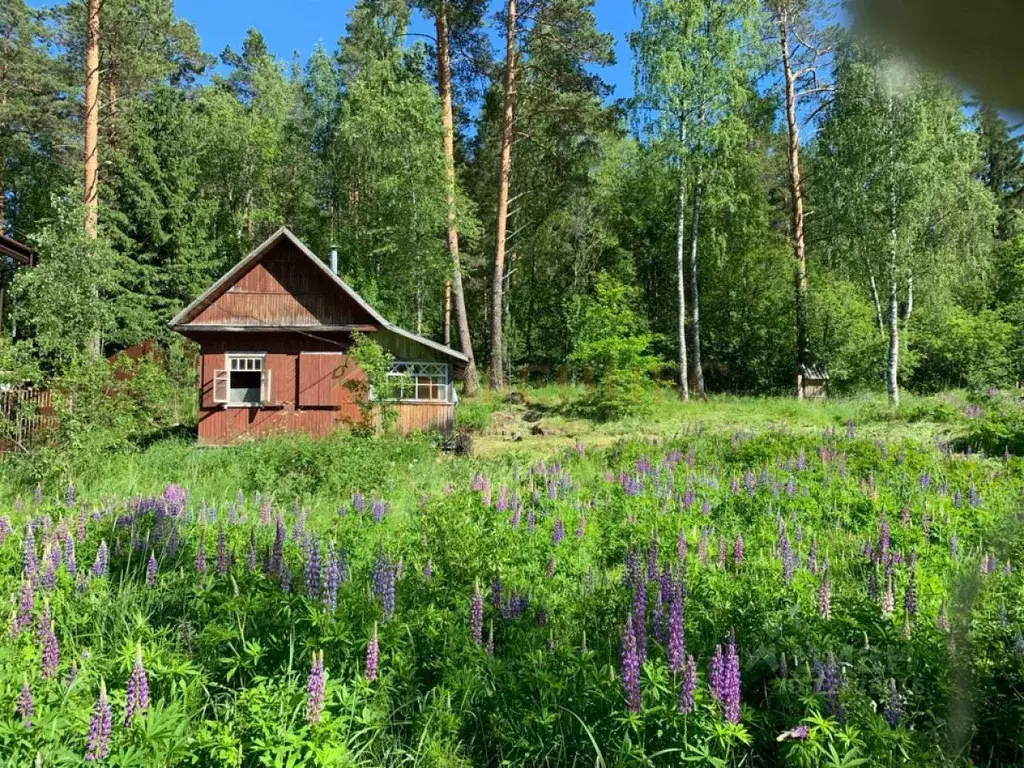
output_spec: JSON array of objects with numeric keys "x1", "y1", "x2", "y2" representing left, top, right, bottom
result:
[{"x1": 170, "y1": 227, "x2": 467, "y2": 445}]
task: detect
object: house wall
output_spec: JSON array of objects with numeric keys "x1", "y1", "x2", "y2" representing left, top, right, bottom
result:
[{"x1": 195, "y1": 332, "x2": 453, "y2": 445}]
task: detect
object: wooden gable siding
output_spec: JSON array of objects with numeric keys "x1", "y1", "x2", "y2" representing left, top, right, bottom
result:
[
  {"x1": 374, "y1": 327, "x2": 445, "y2": 362},
  {"x1": 191, "y1": 240, "x2": 376, "y2": 328}
]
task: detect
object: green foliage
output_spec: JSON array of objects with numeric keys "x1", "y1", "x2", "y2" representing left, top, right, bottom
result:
[
  {"x1": 569, "y1": 272, "x2": 663, "y2": 419},
  {"x1": 12, "y1": 192, "x2": 118, "y2": 373},
  {"x1": 346, "y1": 332, "x2": 401, "y2": 435}
]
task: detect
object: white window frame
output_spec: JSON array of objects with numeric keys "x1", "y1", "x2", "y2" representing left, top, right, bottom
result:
[
  {"x1": 387, "y1": 361, "x2": 451, "y2": 403},
  {"x1": 212, "y1": 352, "x2": 270, "y2": 407}
]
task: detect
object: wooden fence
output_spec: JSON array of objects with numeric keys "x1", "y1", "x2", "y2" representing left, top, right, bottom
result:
[{"x1": 0, "y1": 387, "x2": 54, "y2": 455}]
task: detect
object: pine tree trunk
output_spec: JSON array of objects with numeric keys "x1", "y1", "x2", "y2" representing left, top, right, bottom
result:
[
  {"x1": 84, "y1": 0, "x2": 101, "y2": 355},
  {"x1": 435, "y1": 2, "x2": 478, "y2": 395},
  {"x1": 688, "y1": 163, "x2": 705, "y2": 397},
  {"x1": 779, "y1": 13, "x2": 810, "y2": 385},
  {"x1": 675, "y1": 152, "x2": 689, "y2": 401},
  {"x1": 443, "y1": 279, "x2": 451, "y2": 347},
  {"x1": 491, "y1": 0, "x2": 517, "y2": 391}
]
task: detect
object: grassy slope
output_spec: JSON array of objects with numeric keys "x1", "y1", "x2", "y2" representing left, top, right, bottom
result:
[{"x1": 0, "y1": 389, "x2": 970, "y2": 509}]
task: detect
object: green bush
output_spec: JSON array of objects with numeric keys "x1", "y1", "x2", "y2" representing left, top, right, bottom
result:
[{"x1": 569, "y1": 272, "x2": 663, "y2": 420}]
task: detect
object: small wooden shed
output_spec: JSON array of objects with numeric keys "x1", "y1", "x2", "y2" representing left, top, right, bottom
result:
[
  {"x1": 797, "y1": 363, "x2": 829, "y2": 400},
  {"x1": 170, "y1": 227, "x2": 467, "y2": 445}
]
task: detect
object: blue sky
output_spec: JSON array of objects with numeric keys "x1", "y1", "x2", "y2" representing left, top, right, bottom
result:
[{"x1": 172, "y1": 0, "x2": 639, "y2": 99}]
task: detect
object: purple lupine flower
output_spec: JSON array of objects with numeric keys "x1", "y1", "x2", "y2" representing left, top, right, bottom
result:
[
  {"x1": 575, "y1": 514, "x2": 585, "y2": 541},
  {"x1": 304, "y1": 539, "x2": 321, "y2": 600},
  {"x1": 194, "y1": 530, "x2": 206, "y2": 574},
  {"x1": 822, "y1": 652, "x2": 841, "y2": 719},
  {"x1": 900, "y1": 506, "x2": 911, "y2": 528},
  {"x1": 779, "y1": 724, "x2": 809, "y2": 741},
  {"x1": 305, "y1": 650, "x2": 325, "y2": 725},
  {"x1": 722, "y1": 634, "x2": 741, "y2": 723},
  {"x1": 527, "y1": 509, "x2": 536, "y2": 533},
  {"x1": 552, "y1": 517, "x2": 565, "y2": 545},
  {"x1": 677, "y1": 531, "x2": 687, "y2": 562},
  {"x1": 733, "y1": 536, "x2": 744, "y2": 569},
  {"x1": 470, "y1": 582, "x2": 484, "y2": 645},
  {"x1": 483, "y1": 478, "x2": 492, "y2": 507},
  {"x1": 879, "y1": 515, "x2": 890, "y2": 557},
  {"x1": 423, "y1": 560, "x2": 433, "y2": 579},
  {"x1": 215, "y1": 523, "x2": 228, "y2": 576},
  {"x1": 717, "y1": 537, "x2": 727, "y2": 569},
  {"x1": 247, "y1": 530, "x2": 257, "y2": 572},
  {"x1": 84, "y1": 680, "x2": 112, "y2": 761},
  {"x1": 884, "y1": 679, "x2": 902, "y2": 727},
  {"x1": 546, "y1": 557, "x2": 555, "y2": 578},
  {"x1": 23, "y1": 522, "x2": 38, "y2": 581},
  {"x1": 370, "y1": 549, "x2": 396, "y2": 621},
  {"x1": 621, "y1": 614, "x2": 642, "y2": 713},
  {"x1": 744, "y1": 469, "x2": 756, "y2": 496},
  {"x1": 372, "y1": 499, "x2": 387, "y2": 523},
  {"x1": 678, "y1": 653, "x2": 697, "y2": 713},
  {"x1": 904, "y1": 567, "x2": 917, "y2": 619},
  {"x1": 490, "y1": 574, "x2": 502, "y2": 609},
  {"x1": 272, "y1": 517, "x2": 285, "y2": 575},
  {"x1": 668, "y1": 582, "x2": 685, "y2": 673},
  {"x1": 321, "y1": 543, "x2": 339, "y2": 612},
  {"x1": 780, "y1": 534, "x2": 794, "y2": 584},
  {"x1": 709, "y1": 644, "x2": 725, "y2": 702},
  {"x1": 881, "y1": 575, "x2": 895, "y2": 616},
  {"x1": 280, "y1": 562, "x2": 293, "y2": 593},
  {"x1": 808, "y1": 538, "x2": 819, "y2": 575},
  {"x1": 486, "y1": 623, "x2": 495, "y2": 656},
  {"x1": 15, "y1": 677, "x2": 33, "y2": 728},
  {"x1": 124, "y1": 645, "x2": 149, "y2": 726},
  {"x1": 41, "y1": 621, "x2": 59, "y2": 679},
  {"x1": 651, "y1": 581, "x2": 666, "y2": 644},
  {"x1": 366, "y1": 624, "x2": 379, "y2": 681},
  {"x1": 65, "y1": 482, "x2": 76, "y2": 507},
  {"x1": 818, "y1": 578, "x2": 832, "y2": 619},
  {"x1": 144, "y1": 551, "x2": 157, "y2": 586},
  {"x1": 632, "y1": 577, "x2": 647, "y2": 665},
  {"x1": 969, "y1": 485, "x2": 981, "y2": 508},
  {"x1": 91, "y1": 540, "x2": 108, "y2": 578},
  {"x1": 0, "y1": 516, "x2": 11, "y2": 546},
  {"x1": 496, "y1": 486, "x2": 509, "y2": 513},
  {"x1": 162, "y1": 483, "x2": 186, "y2": 515},
  {"x1": 698, "y1": 528, "x2": 709, "y2": 564},
  {"x1": 33, "y1": 484, "x2": 42, "y2": 506}
]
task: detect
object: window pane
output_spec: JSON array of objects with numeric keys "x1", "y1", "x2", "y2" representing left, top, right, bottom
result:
[{"x1": 229, "y1": 370, "x2": 261, "y2": 404}]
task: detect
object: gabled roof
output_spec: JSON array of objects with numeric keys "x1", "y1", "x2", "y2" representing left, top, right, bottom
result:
[{"x1": 170, "y1": 227, "x2": 468, "y2": 364}]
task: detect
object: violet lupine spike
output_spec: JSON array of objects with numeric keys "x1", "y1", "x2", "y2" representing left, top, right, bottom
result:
[
  {"x1": 818, "y1": 578, "x2": 832, "y2": 619},
  {"x1": 194, "y1": 530, "x2": 206, "y2": 574},
  {"x1": 23, "y1": 522, "x2": 38, "y2": 581},
  {"x1": 321, "y1": 543, "x2": 339, "y2": 613},
  {"x1": 678, "y1": 654, "x2": 697, "y2": 714},
  {"x1": 366, "y1": 624, "x2": 379, "y2": 682},
  {"x1": 651, "y1": 581, "x2": 666, "y2": 644},
  {"x1": 304, "y1": 539, "x2": 321, "y2": 600},
  {"x1": 0, "y1": 517, "x2": 11, "y2": 546},
  {"x1": 677, "y1": 531, "x2": 687, "y2": 562},
  {"x1": 306, "y1": 650, "x2": 325, "y2": 725},
  {"x1": 717, "y1": 537, "x2": 728, "y2": 569},
  {"x1": 247, "y1": 531, "x2": 257, "y2": 572},
  {"x1": 215, "y1": 523, "x2": 228, "y2": 576},
  {"x1": 632, "y1": 577, "x2": 647, "y2": 665},
  {"x1": 146, "y1": 552, "x2": 157, "y2": 586},
  {"x1": 884, "y1": 679, "x2": 902, "y2": 727},
  {"x1": 780, "y1": 534, "x2": 794, "y2": 584},
  {"x1": 84, "y1": 680, "x2": 112, "y2": 762},
  {"x1": 16, "y1": 676, "x2": 33, "y2": 728},
  {"x1": 620, "y1": 614, "x2": 642, "y2": 713},
  {"x1": 808, "y1": 539, "x2": 818, "y2": 575},
  {"x1": 64, "y1": 535, "x2": 77, "y2": 577},
  {"x1": 904, "y1": 568, "x2": 917, "y2": 619},
  {"x1": 881, "y1": 576, "x2": 895, "y2": 616},
  {"x1": 470, "y1": 582, "x2": 484, "y2": 645},
  {"x1": 490, "y1": 575, "x2": 502, "y2": 610},
  {"x1": 124, "y1": 645, "x2": 149, "y2": 726},
  {"x1": 41, "y1": 621, "x2": 59, "y2": 679},
  {"x1": 822, "y1": 653, "x2": 841, "y2": 720},
  {"x1": 372, "y1": 499, "x2": 387, "y2": 523},
  {"x1": 552, "y1": 517, "x2": 565, "y2": 546},
  {"x1": 709, "y1": 644, "x2": 724, "y2": 702},
  {"x1": 722, "y1": 634, "x2": 741, "y2": 723},
  {"x1": 91, "y1": 540, "x2": 109, "y2": 578},
  {"x1": 667, "y1": 583, "x2": 685, "y2": 673},
  {"x1": 575, "y1": 515, "x2": 585, "y2": 541},
  {"x1": 485, "y1": 623, "x2": 495, "y2": 657},
  {"x1": 648, "y1": 532, "x2": 659, "y2": 580},
  {"x1": 370, "y1": 550, "x2": 396, "y2": 621},
  {"x1": 733, "y1": 536, "x2": 744, "y2": 569},
  {"x1": 12, "y1": 580, "x2": 34, "y2": 635},
  {"x1": 423, "y1": 560, "x2": 433, "y2": 579}
]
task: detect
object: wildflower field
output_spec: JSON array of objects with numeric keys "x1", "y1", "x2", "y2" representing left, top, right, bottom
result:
[{"x1": 1, "y1": 401, "x2": 1023, "y2": 766}]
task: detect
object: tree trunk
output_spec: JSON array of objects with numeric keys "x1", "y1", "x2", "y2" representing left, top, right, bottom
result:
[
  {"x1": 443, "y1": 279, "x2": 451, "y2": 347},
  {"x1": 491, "y1": 0, "x2": 517, "y2": 391},
  {"x1": 779, "y1": 13, "x2": 810, "y2": 385},
  {"x1": 435, "y1": 3, "x2": 478, "y2": 395},
  {"x1": 866, "y1": 262, "x2": 884, "y2": 334},
  {"x1": 675, "y1": 155, "x2": 689, "y2": 400},
  {"x1": 688, "y1": 163, "x2": 705, "y2": 397},
  {"x1": 886, "y1": 94, "x2": 899, "y2": 406},
  {"x1": 901, "y1": 270, "x2": 913, "y2": 353},
  {"x1": 84, "y1": 0, "x2": 100, "y2": 241},
  {"x1": 84, "y1": 0, "x2": 101, "y2": 355}
]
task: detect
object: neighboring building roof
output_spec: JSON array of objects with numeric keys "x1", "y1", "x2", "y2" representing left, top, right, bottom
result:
[
  {"x1": 799, "y1": 363, "x2": 829, "y2": 380},
  {"x1": 170, "y1": 227, "x2": 468, "y2": 365},
  {"x1": 0, "y1": 233, "x2": 36, "y2": 267}
]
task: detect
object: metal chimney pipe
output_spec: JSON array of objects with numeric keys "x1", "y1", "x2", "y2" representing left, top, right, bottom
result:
[{"x1": 329, "y1": 247, "x2": 338, "y2": 275}]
